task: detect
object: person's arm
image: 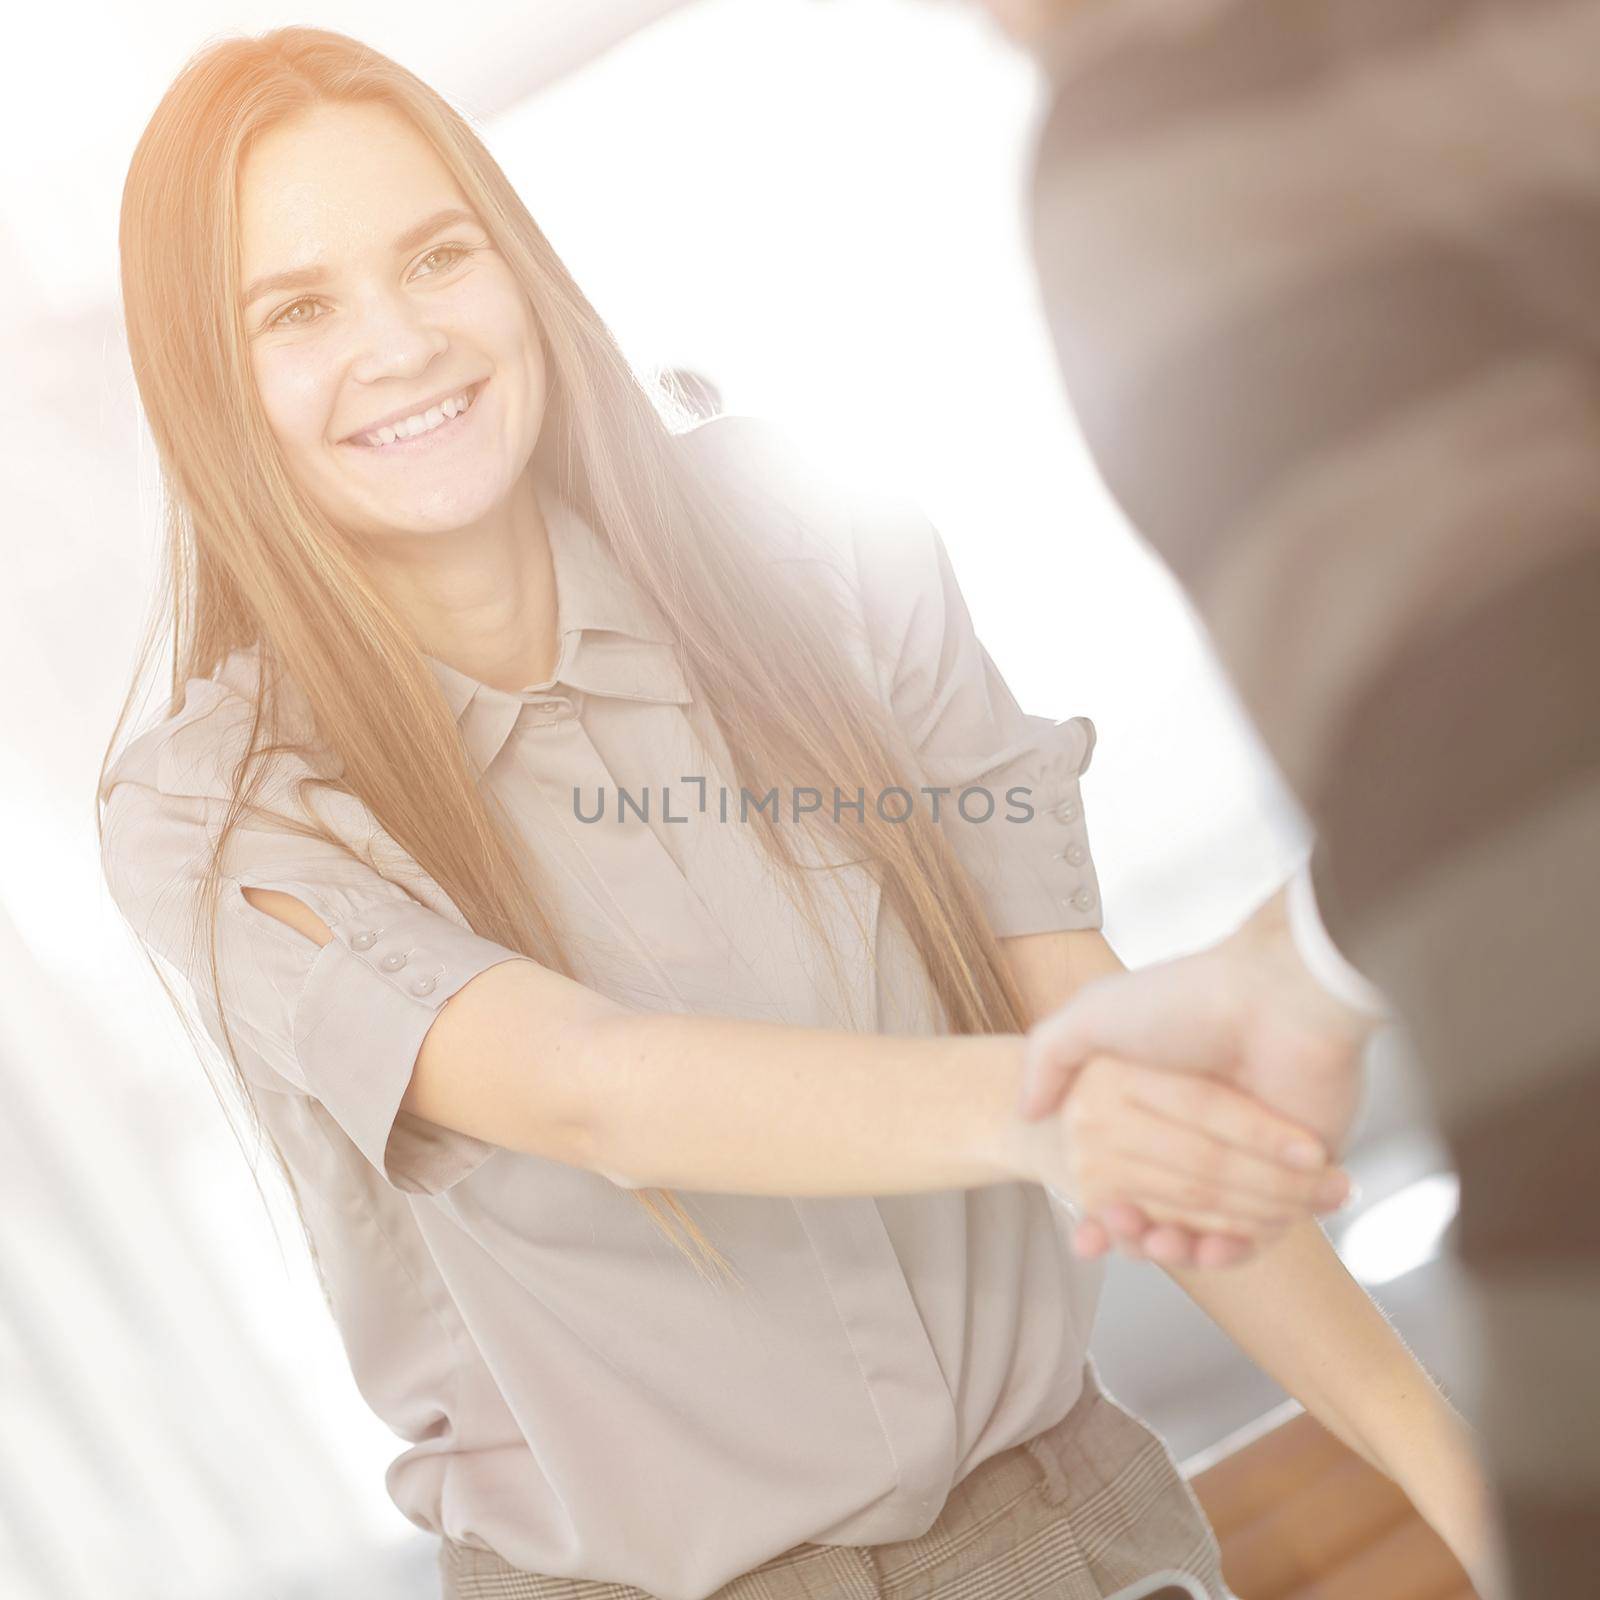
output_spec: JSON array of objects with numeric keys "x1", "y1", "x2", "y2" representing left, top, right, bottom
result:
[
  {"x1": 1003, "y1": 924, "x2": 1499, "y2": 1587},
  {"x1": 1166, "y1": 1221, "x2": 1503, "y2": 1596},
  {"x1": 1284, "y1": 850, "x2": 1390, "y2": 1022},
  {"x1": 244, "y1": 886, "x2": 1340, "y2": 1217},
  {"x1": 414, "y1": 949, "x2": 1037, "y2": 1195}
]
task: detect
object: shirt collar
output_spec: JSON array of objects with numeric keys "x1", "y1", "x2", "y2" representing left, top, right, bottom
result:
[{"x1": 423, "y1": 475, "x2": 692, "y2": 775}]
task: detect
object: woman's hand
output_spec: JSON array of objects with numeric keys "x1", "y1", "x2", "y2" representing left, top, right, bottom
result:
[
  {"x1": 1001, "y1": 1054, "x2": 1353, "y2": 1248},
  {"x1": 1012, "y1": 890, "x2": 1372, "y2": 1266},
  {"x1": 1016, "y1": 886, "x2": 1370, "y2": 1166}
]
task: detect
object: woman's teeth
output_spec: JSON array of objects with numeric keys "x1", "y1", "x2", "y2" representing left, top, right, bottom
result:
[{"x1": 359, "y1": 386, "x2": 476, "y2": 448}]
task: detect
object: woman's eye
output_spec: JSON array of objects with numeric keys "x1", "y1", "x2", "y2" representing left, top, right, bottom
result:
[
  {"x1": 414, "y1": 242, "x2": 472, "y2": 278},
  {"x1": 266, "y1": 297, "x2": 326, "y2": 331},
  {"x1": 262, "y1": 244, "x2": 473, "y2": 331}
]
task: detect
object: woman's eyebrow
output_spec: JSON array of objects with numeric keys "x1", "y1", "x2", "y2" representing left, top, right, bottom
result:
[{"x1": 239, "y1": 205, "x2": 482, "y2": 308}]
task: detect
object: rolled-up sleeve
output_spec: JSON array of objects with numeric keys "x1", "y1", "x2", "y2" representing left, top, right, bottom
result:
[
  {"x1": 853, "y1": 503, "x2": 1104, "y2": 938},
  {"x1": 101, "y1": 775, "x2": 531, "y2": 1195}
]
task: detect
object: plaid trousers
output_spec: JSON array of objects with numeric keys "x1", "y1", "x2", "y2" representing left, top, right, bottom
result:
[{"x1": 438, "y1": 1365, "x2": 1230, "y2": 1600}]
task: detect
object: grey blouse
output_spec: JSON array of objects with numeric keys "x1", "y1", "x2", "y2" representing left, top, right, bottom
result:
[{"x1": 99, "y1": 414, "x2": 1106, "y2": 1600}]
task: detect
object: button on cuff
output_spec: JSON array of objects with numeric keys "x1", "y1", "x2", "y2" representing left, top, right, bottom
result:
[{"x1": 335, "y1": 903, "x2": 506, "y2": 1012}]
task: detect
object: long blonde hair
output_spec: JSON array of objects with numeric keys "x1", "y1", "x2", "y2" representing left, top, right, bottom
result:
[{"x1": 98, "y1": 25, "x2": 1030, "y2": 1292}]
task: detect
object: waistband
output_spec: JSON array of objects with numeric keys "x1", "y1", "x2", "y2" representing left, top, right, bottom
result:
[
  {"x1": 441, "y1": 1365, "x2": 1150, "y2": 1599},
  {"x1": 754, "y1": 1362, "x2": 1116, "y2": 1589}
]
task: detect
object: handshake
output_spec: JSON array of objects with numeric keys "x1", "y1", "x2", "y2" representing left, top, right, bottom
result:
[{"x1": 1008, "y1": 886, "x2": 1381, "y2": 1270}]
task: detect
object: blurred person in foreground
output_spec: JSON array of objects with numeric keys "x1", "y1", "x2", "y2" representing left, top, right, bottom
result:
[{"x1": 972, "y1": 1, "x2": 1598, "y2": 1595}]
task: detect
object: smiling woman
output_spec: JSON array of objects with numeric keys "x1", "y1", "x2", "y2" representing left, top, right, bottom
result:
[
  {"x1": 236, "y1": 99, "x2": 547, "y2": 545},
  {"x1": 95, "y1": 21, "x2": 1339, "y2": 1600}
]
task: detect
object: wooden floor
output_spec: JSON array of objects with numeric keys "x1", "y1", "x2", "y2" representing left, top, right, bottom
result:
[{"x1": 1186, "y1": 1407, "x2": 1477, "y2": 1600}]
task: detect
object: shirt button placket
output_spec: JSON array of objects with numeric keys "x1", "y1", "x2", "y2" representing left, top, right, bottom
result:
[{"x1": 522, "y1": 692, "x2": 576, "y2": 729}]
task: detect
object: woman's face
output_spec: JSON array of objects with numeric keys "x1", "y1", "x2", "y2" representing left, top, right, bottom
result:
[{"x1": 237, "y1": 99, "x2": 548, "y2": 542}]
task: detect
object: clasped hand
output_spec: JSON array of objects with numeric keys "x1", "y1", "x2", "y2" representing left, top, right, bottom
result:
[
  {"x1": 1011, "y1": 1053, "x2": 1353, "y2": 1268},
  {"x1": 1010, "y1": 894, "x2": 1375, "y2": 1269}
]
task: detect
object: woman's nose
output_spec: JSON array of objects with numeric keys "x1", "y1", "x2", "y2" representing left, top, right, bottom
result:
[{"x1": 346, "y1": 297, "x2": 449, "y2": 380}]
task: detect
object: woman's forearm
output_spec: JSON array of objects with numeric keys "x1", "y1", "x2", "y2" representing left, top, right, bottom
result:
[
  {"x1": 579, "y1": 1010, "x2": 1061, "y2": 1197},
  {"x1": 417, "y1": 945, "x2": 1331, "y2": 1225},
  {"x1": 1168, "y1": 1219, "x2": 1398, "y2": 1461},
  {"x1": 1168, "y1": 1218, "x2": 1449, "y2": 1466},
  {"x1": 1167, "y1": 1219, "x2": 1495, "y2": 1569}
]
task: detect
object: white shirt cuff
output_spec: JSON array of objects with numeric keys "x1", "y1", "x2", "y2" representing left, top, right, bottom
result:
[{"x1": 1284, "y1": 856, "x2": 1390, "y2": 1020}]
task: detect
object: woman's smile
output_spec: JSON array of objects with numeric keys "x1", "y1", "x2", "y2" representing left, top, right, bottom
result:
[{"x1": 341, "y1": 376, "x2": 490, "y2": 456}]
